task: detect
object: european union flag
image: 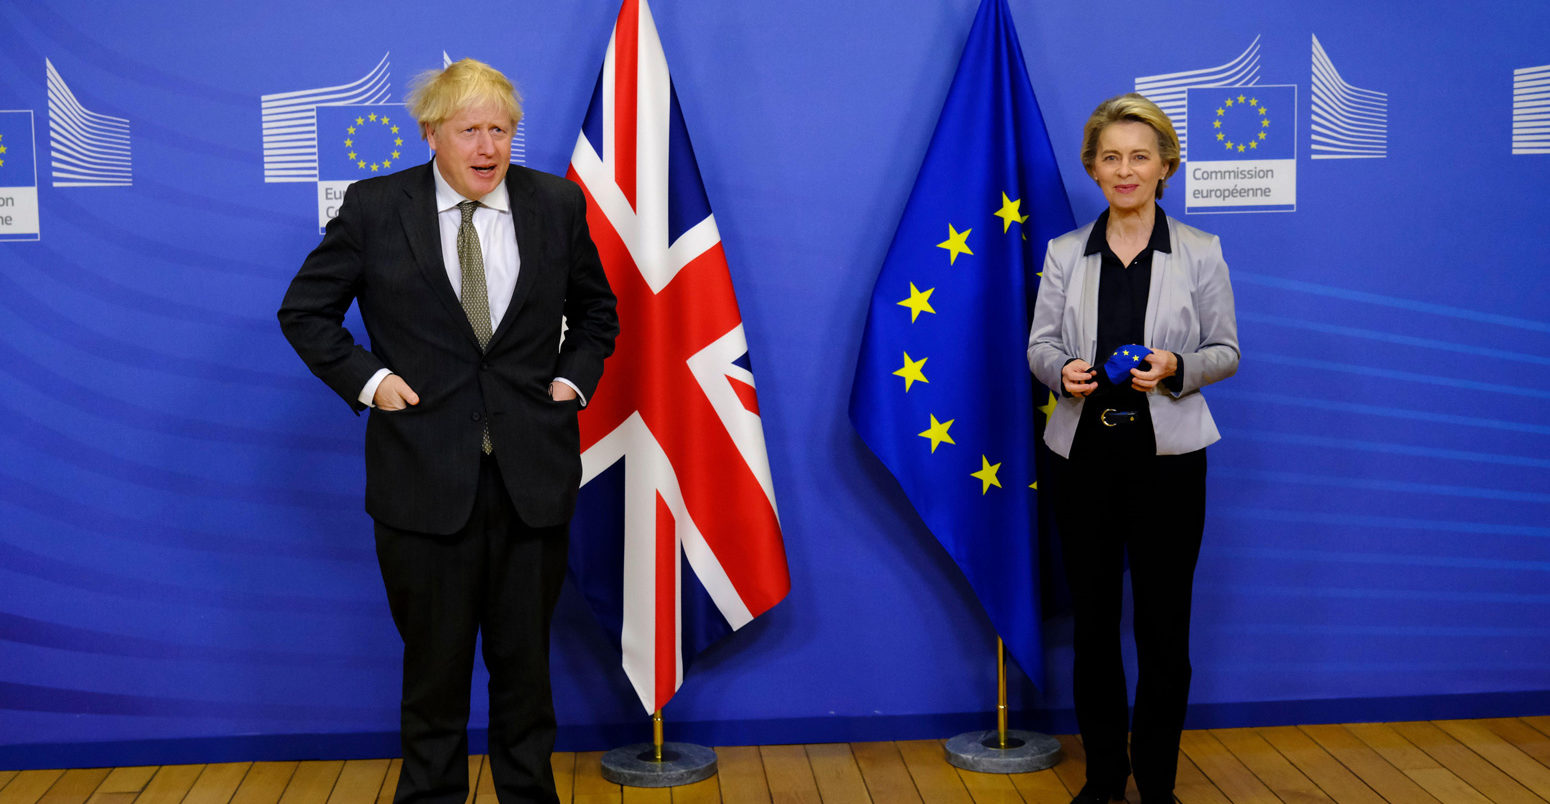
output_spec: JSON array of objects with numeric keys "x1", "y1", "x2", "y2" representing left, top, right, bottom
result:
[
  {"x1": 849, "y1": 0, "x2": 1073, "y2": 684},
  {"x1": 1187, "y1": 85, "x2": 1297, "y2": 161},
  {"x1": 315, "y1": 103, "x2": 416, "y2": 182},
  {"x1": 0, "y1": 111, "x2": 38, "y2": 188}
]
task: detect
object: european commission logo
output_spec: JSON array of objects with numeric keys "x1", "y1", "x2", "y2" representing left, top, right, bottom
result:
[
  {"x1": 315, "y1": 103, "x2": 423, "y2": 230},
  {"x1": 0, "y1": 110, "x2": 41, "y2": 241},
  {"x1": 264, "y1": 52, "x2": 525, "y2": 231},
  {"x1": 46, "y1": 59, "x2": 133, "y2": 188},
  {"x1": 1184, "y1": 85, "x2": 1297, "y2": 214}
]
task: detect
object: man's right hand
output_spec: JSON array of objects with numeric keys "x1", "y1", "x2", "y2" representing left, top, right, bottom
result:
[{"x1": 374, "y1": 374, "x2": 421, "y2": 411}]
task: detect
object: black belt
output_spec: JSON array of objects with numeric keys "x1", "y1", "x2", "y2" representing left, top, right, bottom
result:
[{"x1": 1099, "y1": 408, "x2": 1139, "y2": 427}]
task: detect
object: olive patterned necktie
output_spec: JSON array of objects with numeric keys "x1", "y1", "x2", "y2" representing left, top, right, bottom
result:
[{"x1": 456, "y1": 200, "x2": 494, "y2": 454}]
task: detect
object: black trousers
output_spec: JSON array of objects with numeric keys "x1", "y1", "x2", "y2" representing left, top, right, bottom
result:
[
  {"x1": 1052, "y1": 440, "x2": 1206, "y2": 801},
  {"x1": 375, "y1": 455, "x2": 569, "y2": 804}
]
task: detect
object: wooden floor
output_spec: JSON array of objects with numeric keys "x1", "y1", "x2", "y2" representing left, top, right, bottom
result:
[{"x1": 4, "y1": 718, "x2": 1549, "y2": 803}]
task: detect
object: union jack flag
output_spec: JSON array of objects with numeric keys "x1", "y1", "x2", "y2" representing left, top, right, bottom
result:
[{"x1": 565, "y1": 0, "x2": 790, "y2": 715}]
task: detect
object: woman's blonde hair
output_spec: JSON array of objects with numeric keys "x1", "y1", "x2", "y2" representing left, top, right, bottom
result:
[{"x1": 1079, "y1": 93, "x2": 1181, "y2": 198}]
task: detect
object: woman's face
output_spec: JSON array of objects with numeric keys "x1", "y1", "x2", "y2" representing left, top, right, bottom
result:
[{"x1": 1091, "y1": 120, "x2": 1167, "y2": 214}]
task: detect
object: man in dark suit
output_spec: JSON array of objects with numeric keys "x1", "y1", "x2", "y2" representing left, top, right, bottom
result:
[{"x1": 279, "y1": 58, "x2": 617, "y2": 804}]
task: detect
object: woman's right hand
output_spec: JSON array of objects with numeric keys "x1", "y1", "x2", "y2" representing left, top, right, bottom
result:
[{"x1": 1062, "y1": 360, "x2": 1098, "y2": 398}]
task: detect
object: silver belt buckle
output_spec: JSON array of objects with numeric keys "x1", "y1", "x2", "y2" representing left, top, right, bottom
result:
[{"x1": 1100, "y1": 408, "x2": 1136, "y2": 427}]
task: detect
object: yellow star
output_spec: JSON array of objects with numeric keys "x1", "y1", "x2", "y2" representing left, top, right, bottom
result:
[
  {"x1": 1029, "y1": 480, "x2": 1038, "y2": 490},
  {"x1": 1237, "y1": 93, "x2": 1246, "y2": 103},
  {"x1": 347, "y1": 126, "x2": 356, "y2": 134},
  {"x1": 937, "y1": 224, "x2": 973, "y2": 266},
  {"x1": 1216, "y1": 107, "x2": 1225, "y2": 116},
  {"x1": 897, "y1": 283, "x2": 936, "y2": 322},
  {"x1": 1249, "y1": 141, "x2": 1257, "y2": 150},
  {"x1": 392, "y1": 150, "x2": 401, "y2": 159},
  {"x1": 355, "y1": 116, "x2": 364, "y2": 125},
  {"x1": 382, "y1": 159, "x2": 392, "y2": 168},
  {"x1": 1258, "y1": 131, "x2": 1267, "y2": 140},
  {"x1": 0, "y1": 158, "x2": 5, "y2": 167},
  {"x1": 1037, "y1": 391, "x2": 1056, "y2": 421},
  {"x1": 391, "y1": 125, "x2": 400, "y2": 134},
  {"x1": 0, "y1": 144, "x2": 7, "y2": 154},
  {"x1": 1225, "y1": 98, "x2": 1234, "y2": 107},
  {"x1": 1261, "y1": 119, "x2": 1270, "y2": 128},
  {"x1": 368, "y1": 113, "x2": 377, "y2": 122},
  {"x1": 972, "y1": 455, "x2": 1003, "y2": 494},
  {"x1": 348, "y1": 151, "x2": 357, "y2": 160},
  {"x1": 1237, "y1": 144, "x2": 1246, "y2": 153},
  {"x1": 371, "y1": 163, "x2": 380, "y2": 171},
  {"x1": 357, "y1": 159, "x2": 366, "y2": 168},
  {"x1": 1259, "y1": 107, "x2": 1268, "y2": 116},
  {"x1": 1216, "y1": 133, "x2": 1225, "y2": 141},
  {"x1": 381, "y1": 116, "x2": 391, "y2": 125},
  {"x1": 394, "y1": 137, "x2": 404, "y2": 146},
  {"x1": 1212, "y1": 120, "x2": 1221, "y2": 129},
  {"x1": 1249, "y1": 97, "x2": 1259, "y2": 106},
  {"x1": 1224, "y1": 141, "x2": 1234, "y2": 151},
  {"x1": 918, "y1": 414, "x2": 955, "y2": 453},
  {"x1": 344, "y1": 138, "x2": 353, "y2": 147},
  {"x1": 993, "y1": 192, "x2": 1026, "y2": 233},
  {"x1": 893, "y1": 352, "x2": 929, "y2": 391}
]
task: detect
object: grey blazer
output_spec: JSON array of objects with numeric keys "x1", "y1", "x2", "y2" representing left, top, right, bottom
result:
[{"x1": 1027, "y1": 213, "x2": 1240, "y2": 457}]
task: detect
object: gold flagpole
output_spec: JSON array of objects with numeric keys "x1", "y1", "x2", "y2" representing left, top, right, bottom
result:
[
  {"x1": 652, "y1": 709, "x2": 664, "y2": 762},
  {"x1": 997, "y1": 638, "x2": 1009, "y2": 749}
]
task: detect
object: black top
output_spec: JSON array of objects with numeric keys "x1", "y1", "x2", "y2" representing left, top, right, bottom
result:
[{"x1": 1069, "y1": 206, "x2": 1179, "y2": 459}]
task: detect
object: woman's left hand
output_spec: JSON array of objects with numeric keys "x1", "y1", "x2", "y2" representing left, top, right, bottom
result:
[{"x1": 1130, "y1": 348, "x2": 1178, "y2": 392}]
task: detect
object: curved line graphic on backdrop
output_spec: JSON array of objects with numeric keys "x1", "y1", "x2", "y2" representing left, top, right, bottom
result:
[
  {"x1": 261, "y1": 53, "x2": 391, "y2": 183},
  {"x1": 1511, "y1": 64, "x2": 1550, "y2": 155},
  {"x1": 0, "y1": 471, "x2": 367, "y2": 560},
  {"x1": 0, "y1": 612, "x2": 385, "y2": 667},
  {"x1": 1310, "y1": 34, "x2": 1387, "y2": 159},
  {"x1": 0, "y1": 542, "x2": 380, "y2": 616},
  {"x1": 46, "y1": 58, "x2": 132, "y2": 187},
  {"x1": 0, "y1": 681, "x2": 380, "y2": 720},
  {"x1": 1135, "y1": 35, "x2": 1261, "y2": 160}
]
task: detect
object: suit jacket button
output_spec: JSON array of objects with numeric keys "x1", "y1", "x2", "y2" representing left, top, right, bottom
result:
[
  {"x1": 471, "y1": 412, "x2": 482, "y2": 422},
  {"x1": 481, "y1": 361, "x2": 491, "y2": 371}
]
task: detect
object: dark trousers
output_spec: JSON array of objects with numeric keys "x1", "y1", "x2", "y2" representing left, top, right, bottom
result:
[
  {"x1": 1052, "y1": 445, "x2": 1206, "y2": 801},
  {"x1": 375, "y1": 456, "x2": 569, "y2": 804}
]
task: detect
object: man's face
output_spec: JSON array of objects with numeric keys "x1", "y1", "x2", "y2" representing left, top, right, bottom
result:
[{"x1": 426, "y1": 98, "x2": 513, "y2": 201}]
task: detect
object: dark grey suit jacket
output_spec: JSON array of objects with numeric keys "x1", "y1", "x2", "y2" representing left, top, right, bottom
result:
[{"x1": 279, "y1": 161, "x2": 618, "y2": 532}]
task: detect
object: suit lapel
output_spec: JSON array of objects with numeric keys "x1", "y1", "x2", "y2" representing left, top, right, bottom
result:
[
  {"x1": 489, "y1": 167, "x2": 543, "y2": 348},
  {"x1": 401, "y1": 161, "x2": 484, "y2": 350}
]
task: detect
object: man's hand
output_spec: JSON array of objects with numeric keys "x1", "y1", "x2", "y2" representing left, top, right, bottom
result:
[
  {"x1": 549, "y1": 381, "x2": 578, "y2": 402},
  {"x1": 1130, "y1": 349, "x2": 1178, "y2": 392},
  {"x1": 374, "y1": 374, "x2": 421, "y2": 411},
  {"x1": 1062, "y1": 360, "x2": 1098, "y2": 398}
]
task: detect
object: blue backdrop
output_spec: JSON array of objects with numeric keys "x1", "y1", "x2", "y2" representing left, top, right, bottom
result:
[{"x1": 1, "y1": 0, "x2": 1547, "y2": 766}]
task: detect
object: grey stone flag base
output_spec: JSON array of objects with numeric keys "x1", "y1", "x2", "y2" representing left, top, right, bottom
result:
[
  {"x1": 945, "y1": 729, "x2": 1062, "y2": 774},
  {"x1": 600, "y1": 742, "x2": 718, "y2": 787}
]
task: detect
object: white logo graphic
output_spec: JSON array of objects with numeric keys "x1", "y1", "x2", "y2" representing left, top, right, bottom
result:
[
  {"x1": 1310, "y1": 34, "x2": 1387, "y2": 159},
  {"x1": 46, "y1": 59, "x2": 132, "y2": 188},
  {"x1": 440, "y1": 51, "x2": 526, "y2": 165},
  {"x1": 1135, "y1": 36, "x2": 1262, "y2": 161},
  {"x1": 1513, "y1": 64, "x2": 1550, "y2": 155},
  {"x1": 262, "y1": 54, "x2": 391, "y2": 183}
]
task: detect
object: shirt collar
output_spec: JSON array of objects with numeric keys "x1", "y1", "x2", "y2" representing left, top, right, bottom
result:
[
  {"x1": 431, "y1": 160, "x2": 511, "y2": 215},
  {"x1": 1083, "y1": 205, "x2": 1172, "y2": 256}
]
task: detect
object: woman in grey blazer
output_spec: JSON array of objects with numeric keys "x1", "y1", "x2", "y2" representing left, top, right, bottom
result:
[{"x1": 1027, "y1": 94, "x2": 1239, "y2": 804}]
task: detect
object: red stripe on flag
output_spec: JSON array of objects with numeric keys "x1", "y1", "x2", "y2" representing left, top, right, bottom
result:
[
  {"x1": 613, "y1": 0, "x2": 640, "y2": 210},
  {"x1": 653, "y1": 493, "x2": 677, "y2": 712},
  {"x1": 727, "y1": 376, "x2": 760, "y2": 416}
]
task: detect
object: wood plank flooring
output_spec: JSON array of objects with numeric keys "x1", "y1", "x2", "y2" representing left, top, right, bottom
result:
[{"x1": 3, "y1": 719, "x2": 1547, "y2": 803}]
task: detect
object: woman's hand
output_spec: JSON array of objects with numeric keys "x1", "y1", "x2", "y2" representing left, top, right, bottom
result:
[
  {"x1": 1062, "y1": 360, "x2": 1098, "y2": 398},
  {"x1": 1130, "y1": 349, "x2": 1177, "y2": 392}
]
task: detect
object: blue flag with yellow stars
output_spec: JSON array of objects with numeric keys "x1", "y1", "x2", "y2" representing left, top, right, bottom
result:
[
  {"x1": 316, "y1": 104, "x2": 416, "y2": 181},
  {"x1": 849, "y1": 0, "x2": 1073, "y2": 685}
]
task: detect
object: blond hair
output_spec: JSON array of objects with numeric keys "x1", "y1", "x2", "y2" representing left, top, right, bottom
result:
[
  {"x1": 1079, "y1": 93, "x2": 1181, "y2": 198},
  {"x1": 405, "y1": 58, "x2": 523, "y2": 140}
]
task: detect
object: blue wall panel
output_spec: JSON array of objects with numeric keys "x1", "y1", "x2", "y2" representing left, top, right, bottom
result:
[{"x1": 0, "y1": 0, "x2": 1546, "y2": 765}]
